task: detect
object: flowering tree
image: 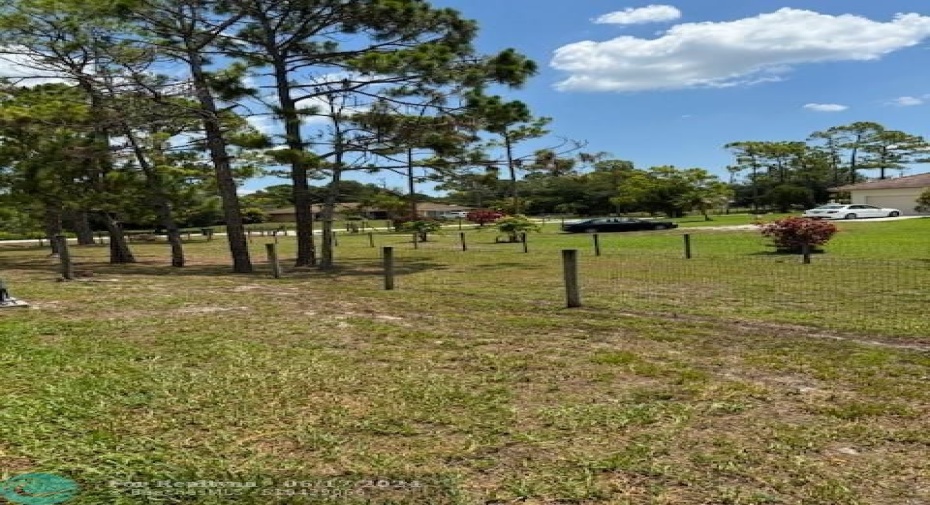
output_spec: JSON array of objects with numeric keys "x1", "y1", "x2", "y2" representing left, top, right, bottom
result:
[
  {"x1": 466, "y1": 209, "x2": 504, "y2": 227},
  {"x1": 759, "y1": 216, "x2": 838, "y2": 253}
]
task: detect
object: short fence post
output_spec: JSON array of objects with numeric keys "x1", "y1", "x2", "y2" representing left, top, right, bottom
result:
[
  {"x1": 266, "y1": 243, "x2": 281, "y2": 279},
  {"x1": 383, "y1": 247, "x2": 395, "y2": 290},
  {"x1": 801, "y1": 243, "x2": 812, "y2": 264},
  {"x1": 0, "y1": 278, "x2": 27, "y2": 308},
  {"x1": 412, "y1": 233, "x2": 419, "y2": 249},
  {"x1": 56, "y1": 235, "x2": 73, "y2": 281},
  {"x1": 593, "y1": 233, "x2": 601, "y2": 257},
  {"x1": 458, "y1": 217, "x2": 463, "y2": 231},
  {"x1": 460, "y1": 232, "x2": 467, "y2": 251},
  {"x1": 521, "y1": 233, "x2": 528, "y2": 253},
  {"x1": 562, "y1": 249, "x2": 581, "y2": 308},
  {"x1": 97, "y1": 232, "x2": 105, "y2": 245},
  {"x1": 683, "y1": 233, "x2": 692, "y2": 259},
  {"x1": 368, "y1": 232, "x2": 375, "y2": 248},
  {"x1": 332, "y1": 231, "x2": 338, "y2": 247}
]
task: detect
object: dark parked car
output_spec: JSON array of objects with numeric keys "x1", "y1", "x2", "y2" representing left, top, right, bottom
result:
[{"x1": 561, "y1": 217, "x2": 679, "y2": 233}]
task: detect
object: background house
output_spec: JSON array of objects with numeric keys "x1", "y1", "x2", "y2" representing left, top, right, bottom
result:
[
  {"x1": 414, "y1": 203, "x2": 474, "y2": 218},
  {"x1": 832, "y1": 173, "x2": 930, "y2": 215},
  {"x1": 267, "y1": 202, "x2": 474, "y2": 223}
]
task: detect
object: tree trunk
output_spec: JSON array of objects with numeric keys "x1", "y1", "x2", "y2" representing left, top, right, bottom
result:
[
  {"x1": 71, "y1": 211, "x2": 96, "y2": 245},
  {"x1": 188, "y1": 50, "x2": 252, "y2": 273},
  {"x1": 101, "y1": 213, "x2": 135, "y2": 264},
  {"x1": 124, "y1": 126, "x2": 185, "y2": 267},
  {"x1": 274, "y1": 63, "x2": 316, "y2": 267},
  {"x1": 43, "y1": 202, "x2": 63, "y2": 254},
  {"x1": 849, "y1": 141, "x2": 859, "y2": 184},
  {"x1": 320, "y1": 169, "x2": 342, "y2": 270},
  {"x1": 505, "y1": 134, "x2": 519, "y2": 214},
  {"x1": 161, "y1": 207, "x2": 185, "y2": 268},
  {"x1": 407, "y1": 149, "x2": 418, "y2": 218}
]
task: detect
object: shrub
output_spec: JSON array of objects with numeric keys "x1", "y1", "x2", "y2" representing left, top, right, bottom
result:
[
  {"x1": 466, "y1": 209, "x2": 504, "y2": 227},
  {"x1": 401, "y1": 219, "x2": 442, "y2": 242},
  {"x1": 916, "y1": 188, "x2": 930, "y2": 213},
  {"x1": 758, "y1": 216, "x2": 838, "y2": 253},
  {"x1": 495, "y1": 215, "x2": 540, "y2": 243}
]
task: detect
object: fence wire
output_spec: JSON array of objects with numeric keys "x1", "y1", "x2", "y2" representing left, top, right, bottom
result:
[{"x1": 324, "y1": 228, "x2": 929, "y2": 339}]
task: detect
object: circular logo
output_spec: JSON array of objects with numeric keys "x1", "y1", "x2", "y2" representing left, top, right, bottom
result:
[{"x1": 0, "y1": 473, "x2": 79, "y2": 505}]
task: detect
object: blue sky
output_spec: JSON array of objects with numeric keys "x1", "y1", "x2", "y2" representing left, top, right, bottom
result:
[
  {"x1": 2, "y1": 1, "x2": 927, "y2": 196},
  {"x1": 234, "y1": 2, "x2": 930, "y2": 194}
]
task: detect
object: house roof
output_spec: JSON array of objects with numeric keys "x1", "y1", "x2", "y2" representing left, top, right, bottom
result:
[{"x1": 832, "y1": 172, "x2": 930, "y2": 192}]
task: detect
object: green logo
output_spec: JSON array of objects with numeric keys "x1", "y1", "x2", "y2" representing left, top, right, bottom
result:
[{"x1": 0, "y1": 473, "x2": 78, "y2": 505}]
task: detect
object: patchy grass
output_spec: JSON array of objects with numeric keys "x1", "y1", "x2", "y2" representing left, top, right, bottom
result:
[{"x1": 0, "y1": 219, "x2": 928, "y2": 504}]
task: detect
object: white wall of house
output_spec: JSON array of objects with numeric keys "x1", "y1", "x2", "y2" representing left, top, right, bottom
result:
[{"x1": 850, "y1": 188, "x2": 928, "y2": 215}]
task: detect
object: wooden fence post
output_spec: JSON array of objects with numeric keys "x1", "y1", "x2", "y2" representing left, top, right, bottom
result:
[
  {"x1": 521, "y1": 233, "x2": 528, "y2": 253},
  {"x1": 266, "y1": 243, "x2": 281, "y2": 279},
  {"x1": 593, "y1": 233, "x2": 601, "y2": 257},
  {"x1": 383, "y1": 247, "x2": 395, "y2": 290},
  {"x1": 562, "y1": 249, "x2": 581, "y2": 308},
  {"x1": 460, "y1": 232, "x2": 467, "y2": 251},
  {"x1": 368, "y1": 232, "x2": 375, "y2": 248},
  {"x1": 683, "y1": 233, "x2": 692, "y2": 259},
  {"x1": 56, "y1": 235, "x2": 73, "y2": 281},
  {"x1": 412, "y1": 233, "x2": 418, "y2": 249},
  {"x1": 801, "y1": 243, "x2": 812, "y2": 264}
]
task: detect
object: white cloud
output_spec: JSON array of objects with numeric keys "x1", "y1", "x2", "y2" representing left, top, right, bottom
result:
[
  {"x1": 246, "y1": 114, "x2": 278, "y2": 134},
  {"x1": 0, "y1": 50, "x2": 69, "y2": 85},
  {"x1": 593, "y1": 5, "x2": 682, "y2": 26},
  {"x1": 552, "y1": 9, "x2": 930, "y2": 92},
  {"x1": 889, "y1": 95, "x2": 926, "y2": 106},
  {"x1": 803, "y1": 103, "x2": 848, "y2": 112}
]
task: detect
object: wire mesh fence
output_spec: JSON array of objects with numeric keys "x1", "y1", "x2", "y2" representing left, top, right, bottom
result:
[{"x1": 306, "y1": 227, "x2": 930, "y2": 340}]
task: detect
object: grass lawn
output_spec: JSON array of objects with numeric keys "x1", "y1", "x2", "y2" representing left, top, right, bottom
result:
[{"x1": 0, "y1": 218, "x2": 928, "y2": 504}]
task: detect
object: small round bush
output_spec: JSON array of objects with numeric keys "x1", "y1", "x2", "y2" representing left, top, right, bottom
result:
[{"x1": 759, "y1": 216, "x2": 838, "y2": 253}]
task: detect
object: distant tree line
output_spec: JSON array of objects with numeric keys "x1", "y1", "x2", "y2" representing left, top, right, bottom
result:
[{"x1": 726, "y1": 121, "x2": 929, "y2": 212}]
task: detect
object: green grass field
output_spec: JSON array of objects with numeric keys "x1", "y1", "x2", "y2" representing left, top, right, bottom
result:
[{"x1": 0, "y1": 218, "x2": 928, "y2": 504}]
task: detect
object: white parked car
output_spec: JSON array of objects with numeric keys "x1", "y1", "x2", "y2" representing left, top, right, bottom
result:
[
  {"x1": 439, "y1": 211, "x2": 470, "y2": 219},
  {"x1": 803, "y1": 204, "x2": 901, "y2": 220}
]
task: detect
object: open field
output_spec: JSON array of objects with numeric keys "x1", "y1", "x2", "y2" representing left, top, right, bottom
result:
[{"x1": 1, "y1": 218, "x2": 928, "y2": 504}]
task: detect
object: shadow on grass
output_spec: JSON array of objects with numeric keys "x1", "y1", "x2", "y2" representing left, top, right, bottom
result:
[
  {"x1": 747, "y1": 249, "x2": 827, "y2": 257},
  {"x1": 473, "y1": 261, "x2": 546, "y2": 270},
  {"x1": 0, "y1": 253, "x2": 451, "y2": 281}
]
